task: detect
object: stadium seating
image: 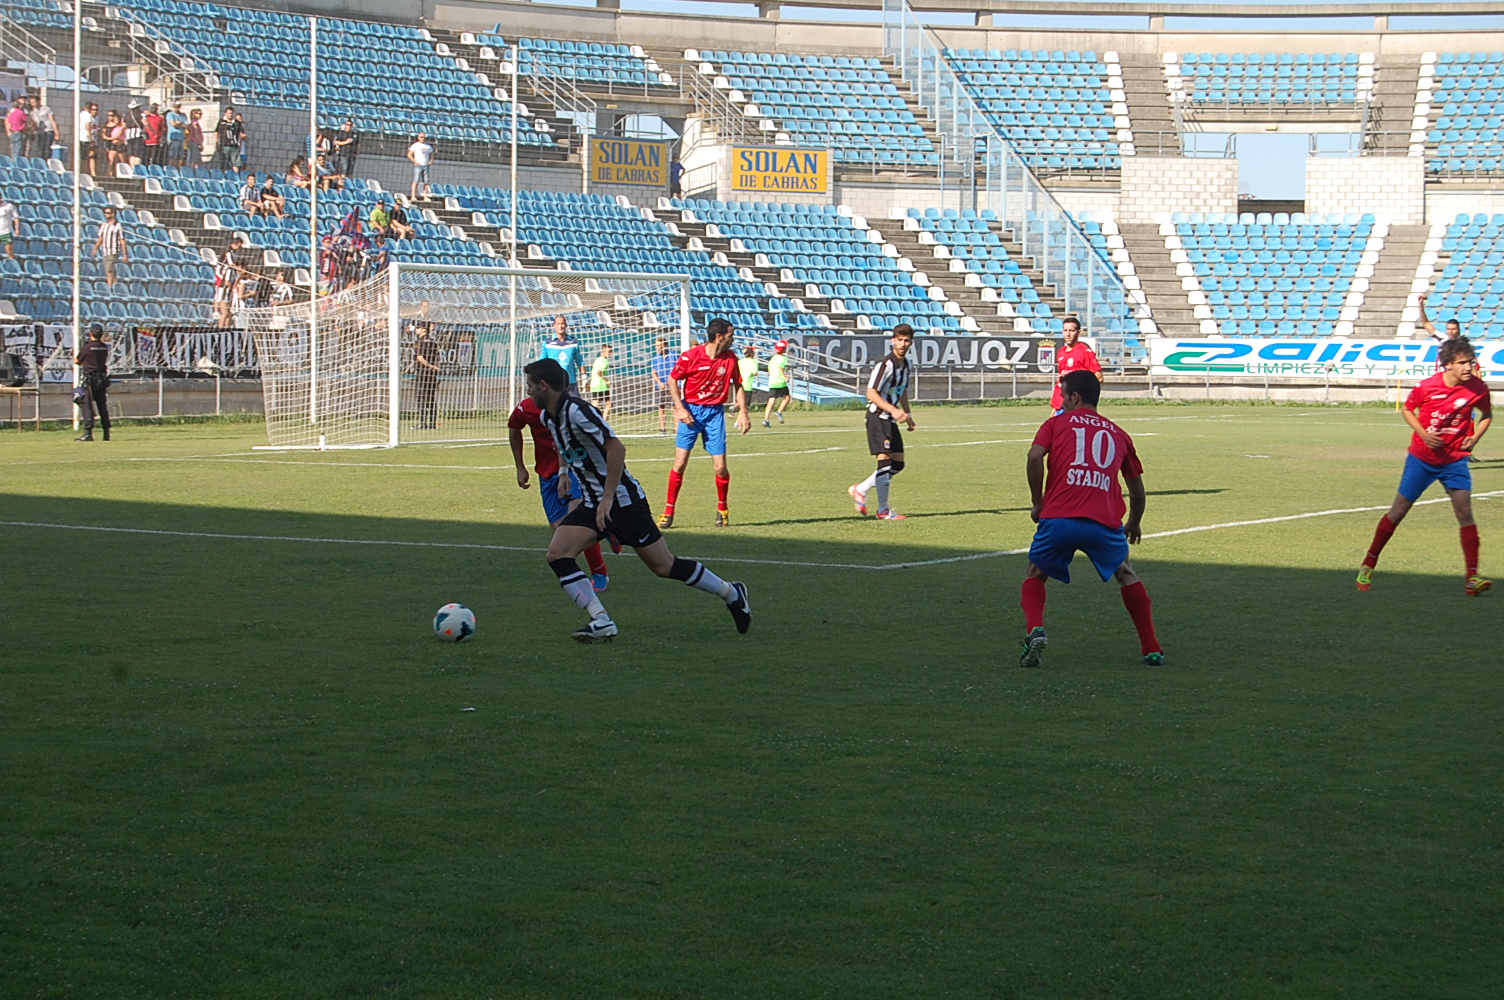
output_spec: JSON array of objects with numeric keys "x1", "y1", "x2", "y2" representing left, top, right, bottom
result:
[
  {"x1": 693, "y1": 51, "x2": 937, "y2": 167},
  {"x1": 1164, "y1": 52, "x2": 1373, "y2": 106},
  {"x1": 0, "y1": 155, "x2": 213, "y2": 324},
  {"x1": 472, "y1": 32, "x2": 674, "y2": 90},
  {"x1": 946, "y1": 48, "x2": 1126, "y2": 169},
  {"x1": 1424, "y1": 213, "x2": 1504, "y2": 339},
  {"x1": 7, "y1": 0, "x2": 69, "y2": 30},
  {"x1": 444, "y1": 187, "x2": 806, "y2": 337},
  {"x1": 1168, "y1": 212, "x2": 1381, "y2": 336},
  {"x1": 102, "y1": 0, "x2": 550, "y2": 145},
  {"x1": 1425, "y1": 52, "x2": 1504, "y2": 173}
]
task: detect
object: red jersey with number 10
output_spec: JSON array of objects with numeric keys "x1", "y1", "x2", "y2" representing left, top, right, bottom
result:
[
  {"x1": 1406, "y1": 371, "x2": 1491, "y2": 465},
  {"x1": 671, "y1": 343, "x2": 743, "y2": 405},
  {"x1": 1033, "y1": 408, "x2": 1143, "y2": 528},
  {"x1": 507, "y1": 396, "x2": 560, "y2": 478}
]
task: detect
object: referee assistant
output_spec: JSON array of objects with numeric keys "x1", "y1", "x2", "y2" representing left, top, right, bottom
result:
[{"x1": 75, "y1": 323, "x2": 111, "y2": 442}]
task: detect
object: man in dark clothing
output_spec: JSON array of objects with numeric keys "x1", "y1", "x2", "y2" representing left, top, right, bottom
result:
[
  {"x1": 75, "y1": 323, "x2": 111, "y2": 441},
  {"x1": 412, "y1": 322, "x2": 440, "y2": 429},
  {"x1": 333, "y1": 118, "x2": 360, "y2": 178},
  {"x1": 213, "y1": 108, "x2": 239, "y2": 171}
]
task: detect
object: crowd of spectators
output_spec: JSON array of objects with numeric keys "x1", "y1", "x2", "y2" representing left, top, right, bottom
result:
[
  {"x1": 6, "y1": 94, "x2": 58, "y2": 161},
  {"x1": 71, "y1": 97, "x2": 233, "y2": 177}
]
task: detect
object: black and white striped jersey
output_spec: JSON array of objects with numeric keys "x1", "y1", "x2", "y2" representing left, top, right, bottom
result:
[
  {"x1": 542, "y1": 393, "x2": 648, "y2": 509},
  {"x1": 867, "y1": 351, "x2": 911, "y2": 416}
]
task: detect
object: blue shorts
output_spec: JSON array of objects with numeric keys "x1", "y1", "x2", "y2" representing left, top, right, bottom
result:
[
  {"x1": 1397, "y1": 453, "x2": 1472, "y2": 502},
  {"x1": 675, "y1": 402, "x2": 728, "y2": 455},
  {"x1": 539, "y1": 471, "x2": 582, "y2": 525},
  {"x1": 1028, "y1": 516, "x2": 1130, "y2": 584}
]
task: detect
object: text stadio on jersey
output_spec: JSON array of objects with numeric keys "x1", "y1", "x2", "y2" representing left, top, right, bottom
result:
[
  {"x1": 507, "y1": 396, "x2": 560, "y2": 479},
  {"x1": 1406, "y1": 371, "x2": 1492, "y2": 465},
  {"x1": 1049, "y1": 341, "x2": 1103, "y2": 410},
  {"x1": 1033, "y1": 408, "x2": 1143, "y2": 528},
  {"x1": 671, "y1": 343, "x2": 743, "y2": 405}
]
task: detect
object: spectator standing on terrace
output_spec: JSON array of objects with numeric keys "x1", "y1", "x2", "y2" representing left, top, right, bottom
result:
[
  {"x1": 185, "y1": 108, "x2": 204, "y2": 167},
  {"x1": 233, "y1": 112, "x2": 250, "y2": 172},
  {"x1": 270, "y1": 270, "x2": 293, "y2": 304},
  {"x1": 124, "y1": 99, "x2": 146, "y2": 166},
  {"x1": 388, "y1": 195, "x2": 415, "y2": 240},
  {"x1": 0, "y1": 191, "x2": 20, "y2": 260},
  {"x1": 333, "y1": 118, "x2": 360, "y2": 177},
  {"x1": 28, "y1": 95, "x2": 57, "y2": 160},
  {"x1": 74, "y1": 323, "x2": 111, "y2": 442},
  {"x1": 77, "y1": 102, "x2": 98, "y2": 177},
  {"x1": 408, "y1": 131, "x2": 434, "y2": 202},
  {"x1": 1418, "y1": 292, "x2": 1462, "y2": 345},
  {"x1": 239, "y1": 173, "x2": 263, "y2": 216},
  {"x1": 213, "y1": 107, "x2": 237, "y2": 171},
  {"x1": 93, "y1": 206, "x2": 127, "y2": 288},
  {"x1": 142, "y1": 103, "x2": 165, "y2": 166},
  {"x1": 165, "y1": 101, "x2": 187, "y2": 167},
  {"x1": 6, "y1": 97, "x2": 26, "y2": 159},
  {"x1": 669, "y1": 155, "x2": 683, "y2": 197},
  {"x1": 259, "y1": 174, "x2": 285, "y2": 219},
  {"x1": 214, "y1": 237, "x2": 245, "y2": 327},
  {"x1": 103, "y1": 110, "x2": 126, "y2": 173}
]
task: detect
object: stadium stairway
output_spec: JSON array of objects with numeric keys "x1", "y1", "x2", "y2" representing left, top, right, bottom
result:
[
  {"x1": 1366, "y1": 52, "x2": 1426, "y2": 156},
  {"x1": 1117, "y1": 53, "x2": 1180, "y2": 156},
  {"x1": 1117, "y1": 223, "x2": 1201, "y2": 335},
  {"x1": 879, "y1": 219, "x2": 1062, "y2": 334},
  {"x1": 1354, "y1": 223, "x2": 1429, "y2": 337}
]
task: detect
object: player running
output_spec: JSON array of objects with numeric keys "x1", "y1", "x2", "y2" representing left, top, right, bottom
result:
[
  {"x1": 1050, "y1": 316, "x2": 1103, "y2": 415},
  {"x1": 526, "y1": 358, "x2": 751, "y2": 643},
  {"x1": 508, "y1": 393, "x2": 611, "y2": 593},
  {"x1": 762, "y1": 339, "x2": 791, "y2": 427},
  {"x1": 1357, "y1": 336, "x2": 1492, "y2": 596},
  {"x1": 1018, "y1": 369, "x2": 1163, "y2": 668},
  {"x1": 738, "y1": 344, "x2": 759, "y2": 413},
  {"x1": 660, "y1": 318, "x2": 750, "y2": 529},
  {"x1": 850, "y1": 324, "x2": 915, "y2": 521}
]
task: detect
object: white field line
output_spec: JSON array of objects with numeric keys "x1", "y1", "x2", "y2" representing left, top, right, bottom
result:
[
  {"x1": 120, "y1": 445, "x2": 851, "y2": 472},
  {"x1": 3, "y1": 490, "x2": 1498, "y2": 572}
]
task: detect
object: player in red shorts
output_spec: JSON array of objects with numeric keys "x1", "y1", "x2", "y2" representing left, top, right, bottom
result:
[
  {"x1": 1357, "y1": 336, "x2": 1492, "y2": 596},
  {"x1": 660, "y1": 317, "x2": 750, "y2": 529},
  {"x1": 508, "y1": 395, "x2": 611, "y2": 593},
  {"x1": 1049, "y1": 316, "x2": 1103, "y2": 415},
  {"x1": 1019, "y1": 369, "x2": 1163, "y2": 667}
]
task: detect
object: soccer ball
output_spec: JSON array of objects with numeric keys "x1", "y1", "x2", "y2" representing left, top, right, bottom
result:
[{"x1": 433, "y1": 603, "x2": 476, "y2": 642}]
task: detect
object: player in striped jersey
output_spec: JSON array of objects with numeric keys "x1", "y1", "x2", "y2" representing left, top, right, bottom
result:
[
  {"x1": 849, "y1": 325, "x2": 915, "y2": 520},
  {"x1": 525, "y1": 358, "x2": 752, "y2": 643}
]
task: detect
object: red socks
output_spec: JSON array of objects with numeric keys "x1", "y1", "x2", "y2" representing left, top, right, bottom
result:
[
  {"x1": 715, "y1": 474, "x2": 730, "y2": 513},
  {"x1": 1120, "y1": 581, "x2": 1161, "y2": 656},
  {"x1": 1462, "y1": 524, "x2": 1480, "y2": 578},
  {"x1": 1020, "y1": 577, "x2": 1047, "y2": 631},
  {"x1": 664, "y1": 470, "x2": 684, "y2": 515},
  {"x1": 1364, "y1": 515, "x2": 1397, "y2": 568},
  {"x1": 584, "y1": 542, "x2": 607, "y2": 578}
]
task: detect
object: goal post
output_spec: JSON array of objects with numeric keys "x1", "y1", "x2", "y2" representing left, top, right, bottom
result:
[{"x1": 246, "y1": 263, "x2": 693, "y2": 449}]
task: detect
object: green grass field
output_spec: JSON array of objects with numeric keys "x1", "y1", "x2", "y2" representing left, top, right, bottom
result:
[{"x1": 2, "y1": 404, "x2": 1501, "y2": 998}]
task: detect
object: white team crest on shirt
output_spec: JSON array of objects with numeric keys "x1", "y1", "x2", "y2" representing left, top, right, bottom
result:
[{"x1": 1454, "y1": 397, "x2": 1468, "y2": 409}]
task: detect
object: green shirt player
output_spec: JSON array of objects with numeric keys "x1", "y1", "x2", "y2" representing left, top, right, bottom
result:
[
  {"x1": 762, "y1": 339, "x2": 791, "y2": 427},
  {"x1": 590, "y1": 344, "x2": 612, "y2": 420},
  {"x1": 738, "y1": 345, "x2": 759, "y2": 416}
]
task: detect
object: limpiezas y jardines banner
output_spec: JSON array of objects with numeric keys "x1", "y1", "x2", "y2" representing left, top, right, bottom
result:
[{"x1": 1151, "y1": 338, "x2": 1499, "y2": 379}]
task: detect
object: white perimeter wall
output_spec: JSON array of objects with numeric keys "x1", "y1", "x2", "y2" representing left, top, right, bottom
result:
[
  {"x1": 1306, "y1": 157, "x2": 1426, "y2": 223},
  {"x1": 1119, "y1": 157, "x2": 1238, "y2": 223}
]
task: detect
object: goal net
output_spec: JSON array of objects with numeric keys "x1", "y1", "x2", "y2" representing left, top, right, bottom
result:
[{"x1": 244, "y1": 263, "x2": 692, "y2": 449}]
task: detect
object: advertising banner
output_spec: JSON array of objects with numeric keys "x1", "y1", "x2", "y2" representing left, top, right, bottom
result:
[
  {"x1": 588, "y1": 137, "x2": 670, "y2": 188},
  {"x1": 1149, "y1": 338, "x2": 1502, "y2": 380},
  {"x1": 777, "y1": 334, "x2": 1075, "y2": 372},
  {"x1": 730, "y1": 147, "x2": 831, "y2": 195}
]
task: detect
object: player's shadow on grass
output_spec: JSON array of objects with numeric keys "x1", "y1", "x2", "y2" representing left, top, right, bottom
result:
[
  {"x1": 742, "y1": 506, "x2": 1033, "y2": 527},
  {"x1": 1146, "y1": 488, "x2": 1227, "y2": 496}
]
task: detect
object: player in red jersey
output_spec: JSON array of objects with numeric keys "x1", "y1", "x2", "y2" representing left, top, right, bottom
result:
[
  {"x1": 659, "y1": 318, "x2": 750, "y2": 529},
  {"x1": 1049, "y1": 316, "x2": 1103, "y2": 414},
  {"x1": 1358, "y1": 336, "x2": 1492, "y2": 596},
  {"x1": 1019, "y1": 369, "x2": 1163, "y2": 668},
  {"x1": 508, "y1": 396, "x2": 611, "y2": 593}
]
